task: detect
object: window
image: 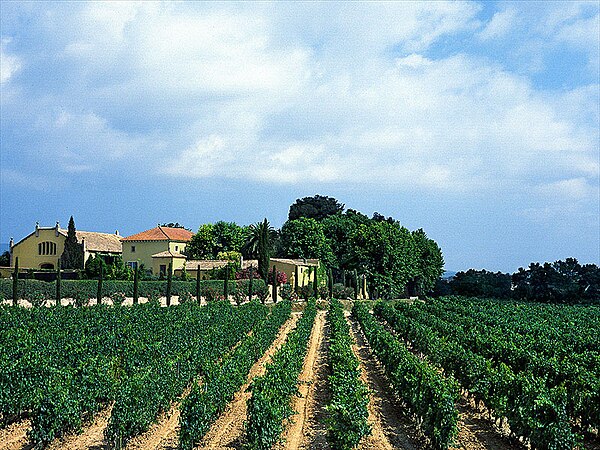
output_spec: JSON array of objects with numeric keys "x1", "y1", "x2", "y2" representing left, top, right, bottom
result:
[
  {"x1": 38, "y1": 241, "x2": 57, "y2": 256},
  {"x1": 131, "y1": 245, "x2": 136, "y2": 253},
  {"x1": 175, "y1": 245, "x2": 179, "y2": 252},
  {"x1": 127, "y1": 261, "x2": 138, "y2": 270}
]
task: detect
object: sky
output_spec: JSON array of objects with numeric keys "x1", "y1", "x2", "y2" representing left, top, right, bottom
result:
[{"x1": 1, "y1": 1, "x2": 598, "y2": 273}]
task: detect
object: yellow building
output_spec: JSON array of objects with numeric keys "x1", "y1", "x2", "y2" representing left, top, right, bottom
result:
[
  {"x1": 10, "y1": 222, "x2": 122, "y2": 270},
  {"x1": 121, "y1": 226, "x2": 193, "y2": 275},
  {"x1": 240, "y1": 258, "x2": 319, "y2": 286}
]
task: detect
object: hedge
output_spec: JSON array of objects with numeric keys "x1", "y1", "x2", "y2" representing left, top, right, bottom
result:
[{"x1": 0, "y1": 278, "x2": 267, "y2": 302}]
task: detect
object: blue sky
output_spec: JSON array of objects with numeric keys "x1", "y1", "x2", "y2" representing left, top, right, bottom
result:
[{"x1": 1, "y1": 1, "x2": 598, "y2": 273}]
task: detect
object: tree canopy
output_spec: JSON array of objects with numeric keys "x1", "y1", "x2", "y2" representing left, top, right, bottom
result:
[
  {"x1": 60, "y1": 216, "x2": 84, "y2": 270},
  {"x1": 288, "y1": 195, "x2": 345, "y2": 221}
]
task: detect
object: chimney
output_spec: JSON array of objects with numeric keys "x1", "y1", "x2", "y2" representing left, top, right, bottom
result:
[
  {"x1": 9, "y1": 237, "x2": 14, "y2": 249},
  {"x1": 115, "y1": 230, "x2": 119, "y2": 236},
  {"x1": 35, "y1": 222, "x2": 40, "y2": 237},
  {"x1": 55, "y1": 221, "x2": 60, "y2": 236}
]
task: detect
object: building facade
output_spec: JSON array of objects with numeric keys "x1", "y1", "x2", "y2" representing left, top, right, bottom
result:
[{"x1": 10, "y1": 222, "x2": 122, "y2": 270}]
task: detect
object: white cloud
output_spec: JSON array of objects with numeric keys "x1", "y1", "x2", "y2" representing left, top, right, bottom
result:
[
  {"x1": 0, "y1": 38, "x2": 21, "y2": 84},
  {"x1": 478, "y1": 8, "x2": 517, "y2": 40}
]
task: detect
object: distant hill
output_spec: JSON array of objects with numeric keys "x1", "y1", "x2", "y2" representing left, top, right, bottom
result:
[{"x1": 442, "y1": 270, "x2": 456, "y2": 280}]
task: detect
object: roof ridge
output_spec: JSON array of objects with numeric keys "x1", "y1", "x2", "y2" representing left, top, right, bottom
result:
[{"x1": 158, "y1": 226, "x2": 170, "y2": 240}]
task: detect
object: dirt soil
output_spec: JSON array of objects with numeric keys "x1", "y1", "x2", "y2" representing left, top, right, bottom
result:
[
  {"x1": 347, "y1": 314, "x2": 425, "y2": 450},
  {"x1": 0, "y1": 419, "x2": 33, "y2": 450},
  {"x1": 195, "y1": 313, "x2": 300, "y2": 450},
  {"x1": 45, "y1": 404, "x2": 112, "y2": 450},
  {"x1": 275, "y1": 310, "x2": 328, "y2": 450}
]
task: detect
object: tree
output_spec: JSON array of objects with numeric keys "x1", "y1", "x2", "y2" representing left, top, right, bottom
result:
[
  {"x1": 351, "y1": 220, "x2": 417, "y2": 299},
  {"x1": 450, "y1": 269, "x2": 512, "y2": 298},
  {"x1": 186, "y1": 224, "x2": 216, "y2": 259},
  {"x1": 60, "y1": 216, "x2": 84, "y2": 269},
  {"x1": 409, "y1": 229, "x2": 445, "y2": 295},
  {"x1": 280, "y1": 218, "x2": 334, "y2": 267},
  {"x1": 255, "y1": 219, "x2": 274, "y2": 281},
  {"x1": 159, "y1": 222, "x2": 190, "y2": 230},
  {"x1": 288, "y1": 195, "x2": 344, "y2": 221},
  {"x1": 212, "y1": 221, "x2": 246, "y2": 255},
  {"x1": 0, "y1": 251, "x2": 10, "y2": 267},
  {"x1": 321, "y1": 209, "x2": 370, "y2": 270},
  {"x1": 243, "y1": 220, "x2": 277, "y2": 260}
]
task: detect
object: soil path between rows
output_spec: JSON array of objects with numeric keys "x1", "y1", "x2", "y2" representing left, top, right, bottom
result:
[
  {"x1": 196, "y1": 313, "x2": 300, "y2": 450},
  {"x1": 275, "y1": 310, "x2": 327, "y2": 450},
  {"x1": 45, "y1": 404, "x2": 112, "y2": 450},
  {"x1": 347, "y1": 313, "x2": 424, "y2": 450},
  {"x1": 0, "y1": 419, "x2": 33, "y2": 450}
]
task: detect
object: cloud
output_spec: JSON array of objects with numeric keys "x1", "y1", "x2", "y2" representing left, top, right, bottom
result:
[
  {"x1": 1, "y1": 1, "x2": 598, "y2": 202},
  {"x1": 0, "y1": 38, "x2": 21, "y2": 84},
  {"x1": 478, "y1": 8, "x2": 517, "y2": 40}
]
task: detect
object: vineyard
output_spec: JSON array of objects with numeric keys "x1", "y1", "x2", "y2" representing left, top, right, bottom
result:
[{"x1": 1, "y1": 296, "x2": 598, "y2": 450}]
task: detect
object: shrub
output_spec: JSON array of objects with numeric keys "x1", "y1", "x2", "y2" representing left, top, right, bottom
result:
[
  {"x1": 332, "y1": 283, "x2": 354, "y2": 299},
  {"x1": 179, "y1": 291, "x2": 194, "y2": 304},
  {"x1": 112, "y1": 292, "x2": 126, "y2": 306}
]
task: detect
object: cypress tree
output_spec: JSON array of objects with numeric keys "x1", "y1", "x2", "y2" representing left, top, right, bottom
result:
[
  {"x1": 133, "y1": 266, "x2": 139, "y2": 305},
  {"x1": 224, "y1": 265, "x2": 229, "y2": 301},
  {"x1": 61, "y1": 216, "x2": 84, "y2": 270},
  {"x1": 294, "y1": 265, "x2": 300, "y2": 294},
  {"x1": 342, "y1": 269, "x2": 347, "y2": 288},
  {"x1": 12, "y1": 257, "x2": 18, "y2": 307},
  {"x1": 56, "y1": 259, "x2": 61, "y2": 306},
  {"x1": 328, "y1": 268, "x2": 334, "y2": 299},
  {"x1": 272, "y1": 265, "x2": 278, "y2": 303},
  {"x1": 196, "y1": 269, "x2": 201, "y2": 304},
  {"x1": 257, "y1": 219, "x2": 272, "y2": 281},
  {"x1": 97, "y1": 263, "x2": 103, "y2": 305},
  {"x1": 313, "y1": 268, "x2": 319, "y2": 299},
  {"x1": 248, "y1": 265, "x2": 254, "y2": 303},
  {"x1": 166, "y1": 262, "x2": 172, "y2": 306},
  {"x1": 354, "y1": 269, "x2": 359, "y2": 299}
]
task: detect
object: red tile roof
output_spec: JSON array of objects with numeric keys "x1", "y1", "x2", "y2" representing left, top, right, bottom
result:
[{"x1": 122, "y1": 226, "x2": 193, "y2": 242}]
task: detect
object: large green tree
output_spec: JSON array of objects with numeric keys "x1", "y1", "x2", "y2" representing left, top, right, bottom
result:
[
  {"x1": 409, "y1": 229, "x2": 445, "y2": 295},
  {"x1": 280, "y1": 218, "x2": 335, "y2": 266},
  {"x1": 212, "y1": 221, "x2": 246, "y2": 255},
  {"x1": 288, "y1": 195, "x2": 345, "y2": 221},
  {"x1": 60, "y1": 216, "x2": 84, "y2": 269},
  {"x1": 186, "y1": 224, "x2": 215, "y2": 259},
  {"x1": 350, "y1": 220, "x2": 417, "y2": 298},
  {"x1": 321, "y1": 209, "x2": 370, "y2": 270}
]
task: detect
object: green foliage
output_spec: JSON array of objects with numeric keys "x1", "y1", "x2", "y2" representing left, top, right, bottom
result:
[
  {"x1": 0, "y1": 278, "x2": 267, "y2": 304},
  {"x1": 85, "y1": 254, "x2": 133, "y2": 280},
  {"x1": 249, "y1": 219, "x2": 274, "y2": 281},
  {"x1": 375, "y1": 298, "x2": 590, "y2": 448},
  {"x1": 0, "y1": 251, "x2": 10, "y2": 267},
  {"x1": 60, "y1": 216, "x2": 84, "y2": 270},
  {"x1": 246, "y1": 300, "x2": 317, "y2": 450},
  {"x1": 288, "y1": 194, "x2": 345, "y2": 221},
  {"x1": 353, "y1": 302, "x2": 459, "y2": 449},
  {"x1": 327, "y1": 299, "x2": 370, "y2": 449},
  {"x1": 280, "y1": 218, "x2": 335, "y2": 267},
  {"x1": 512, "y1": 258, "x2": 600, "y2": 303},
  {"x1": 179, "y1": 301, "x2": 291, "y2": 449},
  {"x1": 449, "y1": 269, "x2": 512, "y2": 298},
  {"x1": 186, "y1": 222, "x2": 246, "y2": 260}
]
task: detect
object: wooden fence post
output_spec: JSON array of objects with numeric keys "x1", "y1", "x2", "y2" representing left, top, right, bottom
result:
[
  {"x1": 166, "y1": 262, "x2": 172, "y2": 306},
  {"x1": 248, "y1": 265, "x2": 254, "y2": 303},
  {"x1": 196, "y1": 269, "x2": 201, "y2": 304},
  {"x1": 12, "y1": 257, "x2": 19, "y2": 307},
  {"x1": 133, "y1": 266, "x2": 139, "y2": 305},
  {"x1": 313, "y1": 268, "x2": 318, "y2": 299},
  {"x1": 97, "y1": 263, "x2": 103, "y2": 305},
  {"x1": 272, "y1": 265, "x2": 278, "y2": 303},
  {"x1": 56, "y1": 259, "x2": 61, "y2": 306}
]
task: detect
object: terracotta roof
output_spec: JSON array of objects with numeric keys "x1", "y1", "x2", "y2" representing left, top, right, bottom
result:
[
  {"x1": 74, "y1": 231, "x2": 122, "y2": 253},
  {"x1": 151, "y1": 251, "x2": 187, "y2": 259},
  {"x1": 122, "y1": 226, "x2": 193, "y2": 242},
  {"x1": 185, "y1": 260, "x2": 231, "y2": 271}
]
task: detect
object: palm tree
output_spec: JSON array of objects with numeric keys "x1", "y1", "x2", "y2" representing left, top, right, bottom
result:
[{"x1": 243, "y1": 219, "x2": 276, "y2": 280}]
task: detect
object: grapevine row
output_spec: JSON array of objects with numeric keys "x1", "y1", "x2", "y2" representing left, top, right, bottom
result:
[
  {"x1": 245, "y1": 300, "x2": 317, "y2": 450},
  {"x1": 326, "y1": 298, "x2": 370, "y2": 449},
  {"x1": 352, "y1": 302, "x2": 459, "y2": 449},
  {"x1": 178, "y1": 300, "x2": 292, "y2": 449},
  {"x1": 375, "y1": 301, "x2": 580, "y2": 449}
]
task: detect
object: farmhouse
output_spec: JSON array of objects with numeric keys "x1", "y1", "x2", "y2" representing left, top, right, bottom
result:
[
  {"x1": 9, "y1": 222, "x2": 122, "y2": 270},
  {"x1": 121, "y1": 226, "x2": 193, "y2": 276}
]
